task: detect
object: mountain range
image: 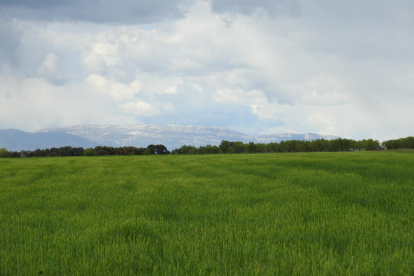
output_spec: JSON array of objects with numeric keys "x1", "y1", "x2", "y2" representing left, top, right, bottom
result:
[
  {"x1": 35, "y1": 124, "x2": 337, "y2": 150},
  {"x1": 1, "y1": 124, "x2": 338, "y2": 151},
  {"x1": 0, "y1": 129, "x2": 99, "y2": 151}
]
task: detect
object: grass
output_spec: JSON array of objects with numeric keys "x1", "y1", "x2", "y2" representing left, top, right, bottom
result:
[{"x1": 1, "y1": 151, "x2": 414, "y2": 275}]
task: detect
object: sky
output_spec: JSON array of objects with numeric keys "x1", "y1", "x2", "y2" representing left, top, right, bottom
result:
[{"x1": 0, "y1": 0, "x2": 413, "y2": 141}]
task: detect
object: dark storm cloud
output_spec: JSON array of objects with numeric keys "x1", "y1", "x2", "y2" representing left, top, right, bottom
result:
[
  {"x1": 298, "y1": 0, "x2": 414, "y2": 63},
  {"x1": 0, "y1": 0, "x2": 189, "y2": 24},
  {"x1": 210, "y1": 0, "x2": 301, "y2": 17},
  {"x1": 0, "y1": 21, "x2": 21, "y2": 67}
]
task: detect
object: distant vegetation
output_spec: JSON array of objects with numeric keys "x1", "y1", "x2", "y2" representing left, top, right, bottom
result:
[
  {"x1": 0, "y1": 136, "x2": 413, "y2": 158},
  {"x1": 382, "y1": 136, "x2": 414, "y2": 150},
  {"x1": 0, "y1": 144, "x2": 169, "y2": 158},
  {"x1": 173, "y1": 138, "x2": 381, "y2": 154},
  {"x1": 1, "y1": 152, "x2": 414, "y2": 275}
]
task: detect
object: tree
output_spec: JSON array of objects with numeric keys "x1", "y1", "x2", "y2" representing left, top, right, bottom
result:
[
  {"x1": 95, "y1": 146, "x2": 115, "y2": 155},
  {"x1": 230, "y1": 142, "x2": 245, "y2": 153},
  {"x1": 403, "y1": 137, "x2": 414, "y2": 149},
  {"x1": 265, "y1": 143, "x2": 276, "y2": 153},
  {"x1": 247, "y1": 142, "x2": 257, "y2": 153},
  {"x1": 9, "y1": 151, "x2": 21, "y2": 157},
  {"x1": 0, "y1": 148, "x2": 9, "y2": 157},
  {"x1": 83, "y1": 148, "x2": 97, "y2": 156},
  {"x1": 49, "y1": 147, "x2": 59, "y2": 156},
  {"x1": 286, "y1": 140, "x2": 297, "y2": 152},
  {"x1": 219, "y1": 140, "x2": 231, "y2": 153},
  {"x1": 146, "y1": 144, "x2": 157, "y2": 155},
  {"x1": 277, "y1": 141, "x2": 287, "y2": 152},
  {"x1": 256, "y1": 143, "x2": 266, "y2": 153},
  {"x1": 135, "y1": 147, "x2": 145, "y2": 155},
  {"x1": 206, "y1": 145, "x2": 219, "y2": 154},
  {"x1": 33, "y1": 149, "x2": 45, "y2": 157},
  {"x1": 303, "y1": 141, "x2": 311, "y2": 152},
  {"x1": 155, "y1": 144, "x2": 169, "y2": 154},
  {"x1": 365, "y1": 139, "x2": 379, "y2": 150},
  {"x1": 312, "y1": 139, "x2": 325, "y2": 152},
  {"x1": 172, "y1": 145, "x2": 196, "y2": 154},
  {"x1": 124, "y1": 146, "x2": 137, "y2": 155}
]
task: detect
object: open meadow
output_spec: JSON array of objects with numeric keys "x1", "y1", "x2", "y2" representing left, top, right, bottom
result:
[{"x1": 1, "y1": 151, "x2": 414, "y2": 275}]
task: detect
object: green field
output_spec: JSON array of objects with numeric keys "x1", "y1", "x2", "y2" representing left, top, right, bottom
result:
[{"x1": 1, "y1": 152, "x2": 414, "y2": 275}]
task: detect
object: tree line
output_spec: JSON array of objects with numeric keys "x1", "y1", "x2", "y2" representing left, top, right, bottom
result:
[
  {"x1": 172, "y1": 138, "x2": 382, "y2": 154},
  {"x1": 171, "y1": 137, "x2": 414, "y2": 154},
  {"x1": 382, "y1": 137, "x2": 414, "y2": 150},
  {"x1": 1, "y1": 136, "x2": 413, "y2": 158},
  {"x1": 0, "y1": 144, "x2": 169, "y2": 158}
]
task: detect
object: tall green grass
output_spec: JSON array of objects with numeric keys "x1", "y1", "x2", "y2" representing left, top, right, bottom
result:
[{"x1": 1, "y1": 151, "x2": 414, "y2": 275}]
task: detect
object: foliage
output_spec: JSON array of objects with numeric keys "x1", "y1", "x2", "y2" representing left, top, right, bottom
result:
[
  {"x1": 147, "y1": 144, "x2": 170, "y2": 155},
  {"x1": 382, "y1": 136, "x2": 414, "y2": 149},
  {"x1": 0, "y1": 148, "x2": 9, "y2": 157},
  {"x1": 0, "y1": 145, "x2": 169, "y2": 158},
  {"x1": 83, "y1": 148, "x2": 97, "y2": 156},
  {"x1": 1, "y1": 152, "x2": 414, "y2": 275},
  {"x1": 172, "y1": 138, "x2": 382, "y2": 154},
  {"x1": 3, "y1": 136, "x2": 414, "y2": 159}
]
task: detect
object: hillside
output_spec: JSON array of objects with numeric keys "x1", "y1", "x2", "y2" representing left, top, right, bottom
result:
[{"x1": 0, "y1": 129, "x2": 100, "y2": 151}]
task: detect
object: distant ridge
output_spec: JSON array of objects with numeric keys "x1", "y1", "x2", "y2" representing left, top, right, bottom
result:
[
  {"x1": 0, "y1": 129, "x2": 100, "y2": 151},
  {"x1": 35, "y1": 124, "x2": 338, "y2": 150}
]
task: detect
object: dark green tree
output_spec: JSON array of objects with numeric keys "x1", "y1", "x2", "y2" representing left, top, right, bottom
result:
[{"x1": 219, "y1": 140, "x2": 231, "y2": 153}]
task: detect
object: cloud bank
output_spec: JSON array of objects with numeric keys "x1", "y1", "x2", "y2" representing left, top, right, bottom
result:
[{"x1": 1, "y1": 0, "x2": 413, "y2": 141}]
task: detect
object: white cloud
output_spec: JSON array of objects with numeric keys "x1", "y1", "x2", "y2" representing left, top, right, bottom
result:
[
  {"x1": 0, "y1": 76, "x2": 137, "y2": 131},
  {"x1": 86, "y1": 75, "x2": 142, "y2": 100},
  {"x1": 213, "y1": 89, "x2": 267, "y2": 105},
  {"x1": 82, "y1": 52, "x2": 107, "y2": 75},
  {"x1": 36, "y1": 53, "x2": 58, "y2": 74},
  {"x1": 119, "y1": 101, "x2": 162, "y2": 116},
  {"x1": 91, "y1": 42, "x2": 119, "y2": 66},
  {"x1": 138, "y1": 74, "x2": 182, "y2": 94},
  {"x1": 36, "y1": 53, "x2": 66, "y2": 85}
]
